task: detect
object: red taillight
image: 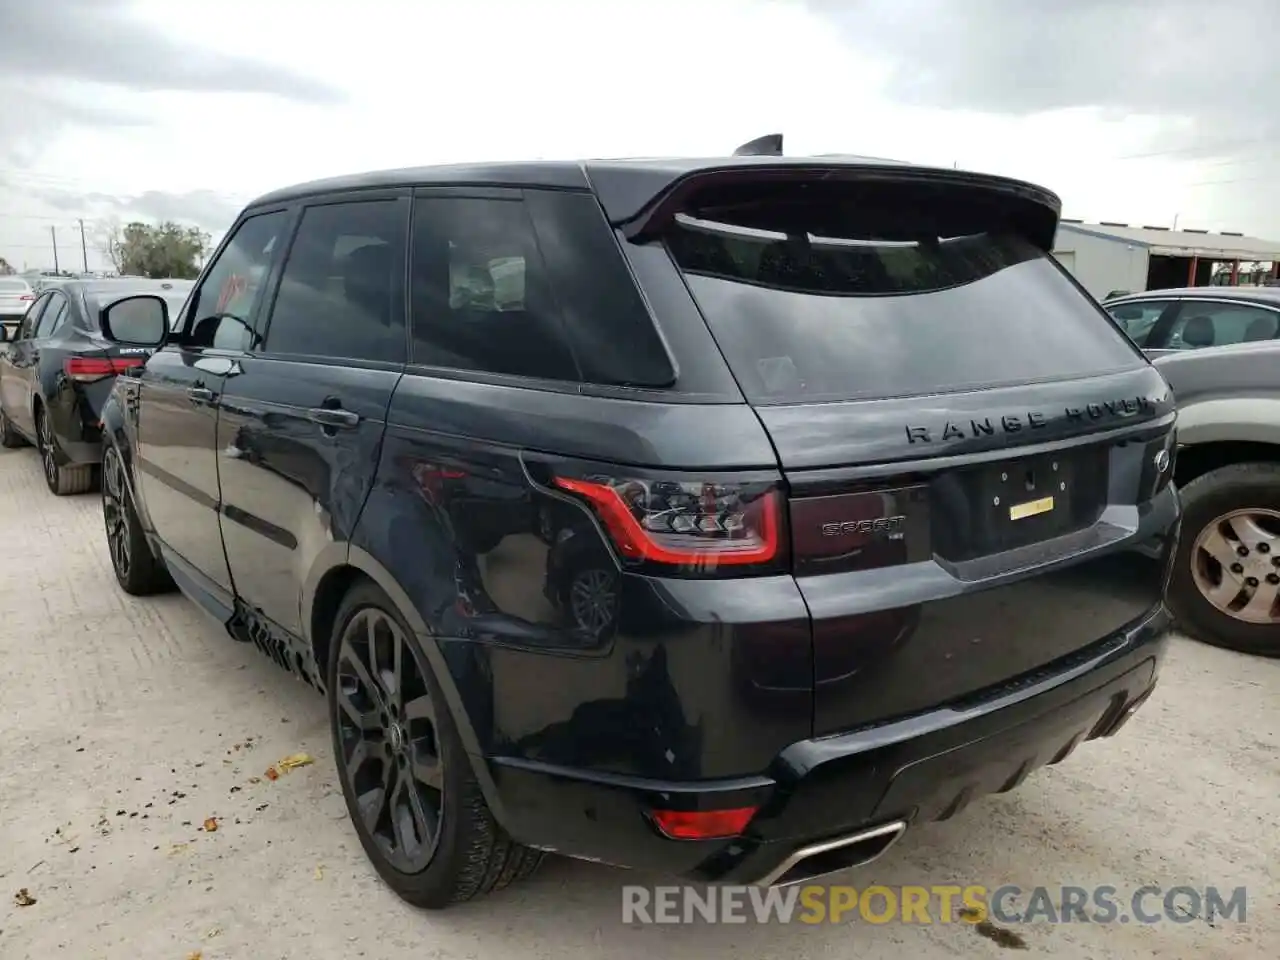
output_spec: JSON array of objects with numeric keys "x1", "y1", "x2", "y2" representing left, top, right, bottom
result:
[
  {"x1": 552, "y1": 475, "x2": 782, "y2": 571},
  {"x1": 651, "y1": 806, "x2": 758, "y2": 840},
  {"x1": 63, "y1": 356, "x2": 145, "y2": 382},
  {"x1": 19, "y1": 294, "x2": 34, "y2": 301}
]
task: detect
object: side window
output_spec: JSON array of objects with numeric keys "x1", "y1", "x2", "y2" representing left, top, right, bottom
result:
[
  {"x1": 522, "y1": 190, "x2": 674, "y2": 387},
  {"x1": 1164, "y1": 302, "x2": 1280, "y2": 350},
  {"x1": 34, "y1": 292, "x2": 67, "y2": 339},
  {"x1": 186, "y1": 211, "x2": 289, "y2": 351},
  {"x1": 261, "y1": 199, "x2": 407, "y2": 363},
  {"x1": 1105, "y1": 300, "x2": 1172, "y2": 347},
  {"x1": 18, "y1": 294, "x2": 49, "y2": 339},
  {"x1": 409, "y1": 196, "x2": 579, "y2": 381}
]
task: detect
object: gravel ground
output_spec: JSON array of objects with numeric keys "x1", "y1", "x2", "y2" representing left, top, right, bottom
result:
[{"x1": 0, "y1": 444, "x2": 1276, "y2": 959}]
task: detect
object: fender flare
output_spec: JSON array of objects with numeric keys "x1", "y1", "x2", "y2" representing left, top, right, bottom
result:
[
  {"x1": 1176, "y1": 397, "x2": 1280, "y2": 447},
  {"x1": 302, "y1": 544, "x2": 512, "y2": 828}
]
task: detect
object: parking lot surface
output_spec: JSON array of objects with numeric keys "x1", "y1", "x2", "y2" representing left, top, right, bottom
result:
[{"x1": 0, "y1": 445, "x2": 1276, "y2": 959}]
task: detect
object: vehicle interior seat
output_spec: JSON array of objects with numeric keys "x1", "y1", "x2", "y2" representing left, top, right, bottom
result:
[
  {"x1": 1180, "y1": 314, "x2": 1216, "y2": 347},
  {"x1": 1242, "y1": 314, "x2": 1277, "y2": 341}
]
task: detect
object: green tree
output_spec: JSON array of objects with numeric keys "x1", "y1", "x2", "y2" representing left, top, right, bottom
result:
[{"x1": 100, "y1": 220, "x2": 210, "y2": 279}]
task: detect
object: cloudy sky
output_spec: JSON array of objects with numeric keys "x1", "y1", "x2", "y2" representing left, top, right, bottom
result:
[{"x1": 1, "y1": 0, "x2": 1277, "y2": 271}]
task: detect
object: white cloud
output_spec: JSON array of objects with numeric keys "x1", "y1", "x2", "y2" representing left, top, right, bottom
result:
[{"x1": 2, "y1": 0, "x2": 1276, "y2": 273}]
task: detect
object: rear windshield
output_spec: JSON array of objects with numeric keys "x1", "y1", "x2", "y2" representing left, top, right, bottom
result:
[
  {"x1": 664, "y1": 210, "x2": 1143, "y2": 404},
  {"x1": 0, "y1": 279, "x2": 29, "y2": 292}
]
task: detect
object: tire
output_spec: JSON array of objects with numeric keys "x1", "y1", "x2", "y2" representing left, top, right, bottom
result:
[
  {"x1": 1167, "y1": 462, "x2": 1280, "y2": 656},
  {"x1": 101, "y1": 443, "x2": 174, "y2": 595},
  {"x1": 327, "y1": 580, "x2": 542, "y2": 908},
  {"x1": 36, "y1": 406, "x2": 94, "y2": 496},
  {"x1": 0, "y1": 404, "x2": 27, "y2": 448}
]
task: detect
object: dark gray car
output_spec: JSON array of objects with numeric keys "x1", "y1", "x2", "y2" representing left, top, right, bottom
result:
[{"x1": 1154, "y1": 340, "x2": 1280, "y2": 655}]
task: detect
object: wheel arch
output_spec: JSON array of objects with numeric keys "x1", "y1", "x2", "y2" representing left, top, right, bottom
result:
[
  {"x1": 1176, "y1": 439, "x2": 1280, "y2": 489},
  {"x1": 302, "y1": 545, "x2": 513, "y2": 827}
]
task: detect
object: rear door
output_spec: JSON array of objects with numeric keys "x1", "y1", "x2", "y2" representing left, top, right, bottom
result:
[
  {"x1": 215, "y1": 192, "x2": 409, "y2": 637},
  {"x1": 15, "y1": 290, "x2": 69, "y2": 433},
  {"x1": 654, "y1": 172, "x2": 1176, "y2": 735},
  {"x1": 0, "y1": 292, "x2": 47, "y2": 424}
]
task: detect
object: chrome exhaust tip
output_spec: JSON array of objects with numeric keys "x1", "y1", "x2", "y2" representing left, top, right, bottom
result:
[{"x1": 755, "y1": 820, "x2": 908, "y2": 888}]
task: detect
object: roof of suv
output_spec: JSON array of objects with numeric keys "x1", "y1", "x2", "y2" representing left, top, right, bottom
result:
[{"x1": 247, "y1": 154, "x2": 1063, "y2": 230}]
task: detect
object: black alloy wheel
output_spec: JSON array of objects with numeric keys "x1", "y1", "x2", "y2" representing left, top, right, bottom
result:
[
  {"x1": 100, "y1": 444, "x2": 172, "y2": 595},
  {"x1": 102, "y1": 445, "x2": 132, "y2": 581},
  {"x1": 327, "y1": 581, "x2": 543, "y2": 907},
  {"x1": 0, "y1": 405, "x2": 26, "y2": 448},
  {"x1": 334, "y1": 606, "x2": 445, "y2": 874},
  {"x1": 38, "y1": 409, "x2": 58, "y2": 489},
  {"x1": 36, "y1": 407, "x2": 94, "y2": 495}
]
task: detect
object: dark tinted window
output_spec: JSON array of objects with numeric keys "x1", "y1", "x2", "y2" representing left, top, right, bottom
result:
[
  {"x1": 664, "y1": 210, "x2": 1143, "y2": 403},
  {"x1": 410, "y1": 196, "x2": 578, "y2": 381},
  {"x1": 522, "y1": 191, "x2": 673, "y2": 387},
  {"x1": 34, "y1": 291, "x2": 66, "y2": 339},
  {"x1": 263, "y1": 200, "x2": 407, "y2": 363},
  {"x1": 186, "y1": 211, "x2": 288, "y2": 351}
]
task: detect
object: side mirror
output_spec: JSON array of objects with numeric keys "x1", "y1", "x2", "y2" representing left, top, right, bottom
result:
[{"x1": 101, "y1": 295, "x2": 168, "y2": 347}]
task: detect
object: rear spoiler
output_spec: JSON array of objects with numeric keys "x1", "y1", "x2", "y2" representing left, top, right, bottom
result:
[{"x1": 588, "y1": 153, "x2": 1063, "y2": 253}]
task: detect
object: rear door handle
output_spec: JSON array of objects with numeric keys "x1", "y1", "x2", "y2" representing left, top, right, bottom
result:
[
  {"x1": 306, "y1": 407, "x2": 360, "y2": 429},
  {"x1": 189, "y1": 386, "x2": 216, "y2": 404}
]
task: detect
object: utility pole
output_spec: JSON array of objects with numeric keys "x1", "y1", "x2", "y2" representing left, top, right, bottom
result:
[
  {"x1": 78, "y1": 219, "x2": 89, "y2": 273},
  {"x1": 50, "y1": 226, "x2": 60, "y2": 273}
]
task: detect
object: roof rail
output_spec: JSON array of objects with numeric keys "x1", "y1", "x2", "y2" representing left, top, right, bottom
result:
[{"x1": 733, "y1": 134, "x2": 783, "y2": 157}]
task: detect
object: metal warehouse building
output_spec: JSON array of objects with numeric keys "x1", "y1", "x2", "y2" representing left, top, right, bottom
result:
[{"x1": 1051, "y1": 221, "x2": 1280, "y2": 300}]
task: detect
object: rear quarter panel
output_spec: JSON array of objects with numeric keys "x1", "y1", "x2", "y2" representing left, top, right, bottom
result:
[{"x1": 349, "y1": 371, "x2": 812, "y2": 781}]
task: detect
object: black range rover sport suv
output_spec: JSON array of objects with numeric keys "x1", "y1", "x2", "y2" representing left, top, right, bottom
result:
[{"x1": 93, "y1": 150, "x2": 1179, "y2": 908}]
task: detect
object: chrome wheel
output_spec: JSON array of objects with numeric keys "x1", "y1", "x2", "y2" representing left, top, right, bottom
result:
[
  {"x1": 102, "y1": 447, "x2": 131, "y2": 579},
  {"x1": 37, "y1": 411, "x2": 57, "y2": 487},
  {"x1": 1190, "y1": 508, "x2": 1280, "y2": 624},
  {"x1": 334, "y1": 608, "x2": 443, "y2": 874}
]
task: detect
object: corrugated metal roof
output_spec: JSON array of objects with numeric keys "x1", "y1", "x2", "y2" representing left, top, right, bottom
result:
[{"x1": 1057, "y1": 221, "x2": 1280, "y2": 260}]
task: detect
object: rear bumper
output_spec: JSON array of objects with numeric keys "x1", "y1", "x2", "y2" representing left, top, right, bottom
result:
[{"x1": 485, "y1": 602, "x2": 1170, "y2": 883}]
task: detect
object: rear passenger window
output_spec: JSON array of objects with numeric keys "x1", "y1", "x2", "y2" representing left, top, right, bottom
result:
[
  {"x1": 410, "y1": 196, "x2": 578, "y2": 381},
  {"x1": 522, "y1": 191, "x2": 674, "y2": 387},
  {"x1": 263, "y1": 200, "x2": 407, "y2": 364}
]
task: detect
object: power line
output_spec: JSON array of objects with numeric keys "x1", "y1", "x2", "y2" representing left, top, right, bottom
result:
[{"x1": 1108, "y1": 136, "x2": 1280, "y2": 162}]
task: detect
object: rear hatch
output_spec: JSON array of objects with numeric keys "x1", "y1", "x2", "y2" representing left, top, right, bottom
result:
[{"x1": 650, "y1": 167, "x2": 1176, "y2": 735}]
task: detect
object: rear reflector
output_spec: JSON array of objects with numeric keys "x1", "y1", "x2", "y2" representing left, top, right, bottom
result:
[
  {"x1": 650, "y1": 806, "x2": 758, "y2": 840},
  {"x1": 553, "y1": 475, "x2": 782, "y2": 571},
  {"x1": 63, "y1": 356, "x2": 145, "y2": 382}
]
